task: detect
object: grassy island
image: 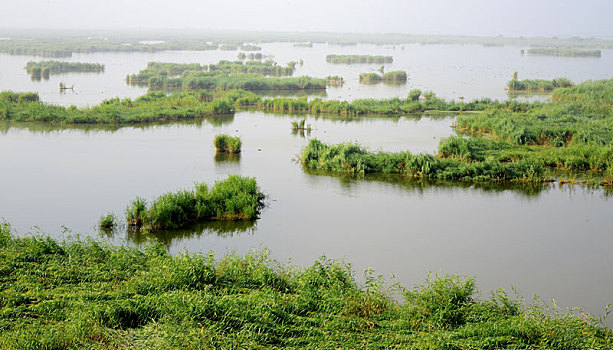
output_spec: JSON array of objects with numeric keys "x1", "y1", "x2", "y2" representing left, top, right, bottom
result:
[
  {"x1": 526, "y1": 48, "x2": 602, "y2": 57},
  {"x1": 359, "y1": 70, "x2": 407, "y2": 84},
  {"x1": 507, "y1": 78, "x2": 573, "y2": 92},
  {"x1": 326, "y1": 54, "x2": 393, "y2": 64},
  {"x1": 214, "y1": 134, "x2": 242, "y2": 153},
  {"x1": 300, "y1": 78, "x2": 613, "y2": 185},
  {"x1": 126, "y1": 60, "x2": 327, "y2": 91},
  {"x1": 0, "y1": 89, "x2": 259, "y2": 124},
  {"x1": 25, "y1": 61, "x2": 104, "y2": 78},
  {"x1": 124, "y1": 175, "x2": 264, "y2": 231},
  {"x1": 0, "y1": 222, "x2": 611, "y2": 349}
]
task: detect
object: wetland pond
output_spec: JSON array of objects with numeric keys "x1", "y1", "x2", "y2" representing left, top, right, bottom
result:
[
  {"x1": 1, "y1": 112, "x2": 612, "y2": 318},
  {"x1": 0, "y1": 43, "x2": 612, "y2": 318}
]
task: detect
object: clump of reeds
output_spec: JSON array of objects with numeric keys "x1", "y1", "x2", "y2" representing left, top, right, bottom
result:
[
  {"x1": 214, "y1": 134, "x2": 242, "y2": 153},
  {"x1": 98, "y1": 212, "x2": 118, "y2": 229},
  {"x1": 124, "y1": 175, "x2": 265, "y2": 231}
]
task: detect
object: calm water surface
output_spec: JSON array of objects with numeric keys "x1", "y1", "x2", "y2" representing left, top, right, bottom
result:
[
  {"x1": 0, "y1": 43, "x2": 612, "y2": 106},
  {"x1": 0, "y1": 113, "x2": 611, "y2": 318},
  {"x1": 0, "y1": 44, "x2": 612, "y2": 317}
]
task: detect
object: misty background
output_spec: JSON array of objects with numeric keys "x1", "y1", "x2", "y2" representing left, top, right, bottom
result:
[{"x1": 1, "y1": 0, "x2": 612, "y2": 38}]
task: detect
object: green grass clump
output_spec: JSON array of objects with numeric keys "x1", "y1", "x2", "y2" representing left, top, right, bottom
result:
[
  {"x1": 98, "y1": 212, "x2": 118, "y2": 229},
  {"x1": 0, "y1": 89, "x2": 259, "y2": 124},
  {"x1": 326, "y1": 54, "x2": 393, "y2": 64},
  {"x1": 507, "y1": 77, "x2": 573, "y2": 91},
  {"x1": 126, "y1": 60, "x2": 325, "y2": 91},
  {"x1": 125, "y1": 175, "x2": 264, "y2": 231},
  {"x1": 360, "y1": 71, "x2": 407, "y2": 84},
  {"x1": 301, "y1": 139, "x2": 545, "y2": 182},
  {"x1": 214, "y1": 134, "x2": 242, "y2": 153},
  {"x1": 526, "y1": 48, "x2": 602, "y2": 57},
  {"x1": 0, "y1": 222, "x2": 611, "y2": 349},
  {"x1": 25, "y1": 61, "x2": 104, "y2": 78}
]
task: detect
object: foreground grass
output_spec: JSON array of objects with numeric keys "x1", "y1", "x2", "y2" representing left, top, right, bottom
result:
[{"x1": 0, "y1": 222, "x2": 611, "y2": 349}]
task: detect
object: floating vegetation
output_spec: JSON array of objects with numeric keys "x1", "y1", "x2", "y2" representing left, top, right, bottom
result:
[
  {"x1": 326, "y1": 54, "x2": 393, "y2": 64},
  {"x1": 248, "y1": 52, "x2": 264, "y2": 60},
  {"x1": 2, "y1": 222, "x2": 610, "y2": 348},
  {"x1": 214, "y1": 134, "x2": 242, "y2": 153},
  {"x1": 220, "y1": 44, "x2": 238, "y2": 51},
  {"x1": 291, "y1": 118, "x2": 311, "y2": 133},
  {"x1": 293, "y1": 42, "x2": 313, "y2": 48},
  {"x1": 124, "y1": 175, "x2": 264, "y2": 231},
  {"x1": 126, "y1": 60, "x2": 327, "y2": 91},
  {"x1": 300, "y1": 78, "x2": 613, "y2": 185},
  {"x1": 507, "y1": 77, "x2": 573, "y2": 91},
  {"x1": 359, "y1": 71, "x2": 407, "y2": 84},
  {"x1": 98, "y1": 212, "x2": 118, "y2": 229},
  {"x1": 25, "y1": 61, "x2": 104, "y2": 79},
  {"x1": 301, "y1": 139, "x2": 545, "y2": 182},
  {"x1": 526, "y1": 48, "x2": 601, "y2": 57},
  {"x1": 0, "y1": 89, "x2": 259, "y2": 124},
  {"x1": 240, "y1": 44, "x2": 261, "y2": 51},
  {"x1": 326, "y1": 75, "x2": 344, "y2": 86}
]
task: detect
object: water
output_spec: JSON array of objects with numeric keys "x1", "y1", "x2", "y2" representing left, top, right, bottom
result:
[
  {"x1": 0, "y1": 112, "x2": 612, "y2": 318},
  {"x1": 1, "y1": 43, "x2": 612, "y2": 106},
  {"x1": 0, "y1": 44, "x2": 612, "y2": 318}
]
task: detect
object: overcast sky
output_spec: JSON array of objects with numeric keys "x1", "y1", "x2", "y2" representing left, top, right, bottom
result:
[{"x1": 1, "y1": 0, "x2": 611, "y2": 38}]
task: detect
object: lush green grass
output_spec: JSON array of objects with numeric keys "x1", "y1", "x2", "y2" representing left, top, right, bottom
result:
[
  {"x1": 126, "y1": 60, "x2": 325, "y2": 91},
  {"x1": 325, "y1": 75, "x2": 344, "y2": 86},
  {"x1": 301, "y1": 139, "x2": 545, "y2": 182},
  {"x1": 214, "y1": 134, "x2": 242, "y2": 153},
  {"x1": 0, "y1": 89, "x2": 259, "y2": 124},
  {"x1": 359, "y1": 70, "x2": 407, "y2": 84},
  {"x1": 526, "y1": 48, "x2": 602, "y2": 57},
  {"x1": 25, "y1": 60, "x2": 104, "y2": 78},
  {"x1": 326, "y1": 54, "x2": 393, "y2": 64},
  {"x1": 98, "y1": 213, "x2": 118, "y2": 229},
  {"x1": 300, "y1": 78, "x2": 613, "y2": 185},
  {"x1": 507, "y1": 77, "x2": 573, "y2": 91},
  {"x1": 124, "y1": 175, "x2": 264, "y2": 231},
  {"x1": 0, "y1": 222, "x2": 611, "y2": 349}
]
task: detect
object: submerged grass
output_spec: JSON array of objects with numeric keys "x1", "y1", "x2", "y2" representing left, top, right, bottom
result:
[
  {"x1": 125, "y1": 175, "x2": 264, "y2": 231},
  {"x1": 0, "y1": 221, "x2": 611, "y2": 349}
]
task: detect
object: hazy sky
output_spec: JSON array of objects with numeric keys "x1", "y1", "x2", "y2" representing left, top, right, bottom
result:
[{"x1": 1, "y1": 0, "x2": 612, "y2": 38}]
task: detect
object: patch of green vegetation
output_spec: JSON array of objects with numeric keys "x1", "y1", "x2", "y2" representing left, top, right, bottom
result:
[
  {"x1": 293, "y1": 42, "x2": 313, "y2": 48},
  {"x1": 526, "y1": 48, "x2": 602, "y2": 57},
  {"x1": 359, "y1": 70, "x2": 407, "y2": 84},
  {"x1": 0, "y1": 222, "x2": 610, "y2": 349},
  {"x1": 240, "y1": 44, "x2": 261, "y2": 51},
  {"x1": 326, "y1": 54, "x2": 393, "y2": 64},
  {"x1": 25, "y1": 60, "x2": 104, "y2": 78},
  {"x1": 220, "y1": 44, "x2": 238, "y2": 51},
  {"x1": 325, "y1": 75, "x2": 344, "y2": 86},
  {"x1": 300, "y1": 78, "x2": 613, "y2": 185},
  {"x1": 507, "y1": 72, "x2": 573, "y2": 91},
  {"x1": 0, "y1": 89, "x2": 259, "y2": 124},
  {"x1": 124, "y1": 175, "x2": 264, "y2": 231},
  {"x1": 214, "y1": 134, "x2": 242, "y2": 153},
  {"x1": 98, "y1": 213, "x2": 118, "y2": 229},
  {"x1": 254, "y1": 92, "x2": 497, "y2": 115},
  {"x1": 126, "y1": 60, "x2": 326, "y2": 91}
]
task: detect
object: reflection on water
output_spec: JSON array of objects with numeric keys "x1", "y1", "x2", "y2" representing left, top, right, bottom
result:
[
  {"x1": 214, "y1": 152, "x2": 241, "y2": 163},
  {"x1": 99, "y1": 220, "x2": 256, "y2": 247}
]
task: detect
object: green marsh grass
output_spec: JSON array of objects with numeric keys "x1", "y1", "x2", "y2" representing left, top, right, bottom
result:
[
  {"x1": 0, "y1": 221, "x2": 611, "y2": 349},
  {"x1": 214, "y1": 134, "x2": 242, "y2": 153},
  {"x1": 125, "y1": 175, "x2": 264, "y2": 231}
]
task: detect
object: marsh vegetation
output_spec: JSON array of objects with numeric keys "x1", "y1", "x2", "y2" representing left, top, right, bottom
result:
[
  {"x1": 25, "y1": 61, "x2": 104, "y2": 79},
  {"x1": 124, "y1": 175, "x2": 264, "y2": 231},
  {"x1": 0, "y1": 222, "x2": 611, "y2": 349},
  {"x1": 326, "y1": 54, "x2": 393, "y2": 64}
]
